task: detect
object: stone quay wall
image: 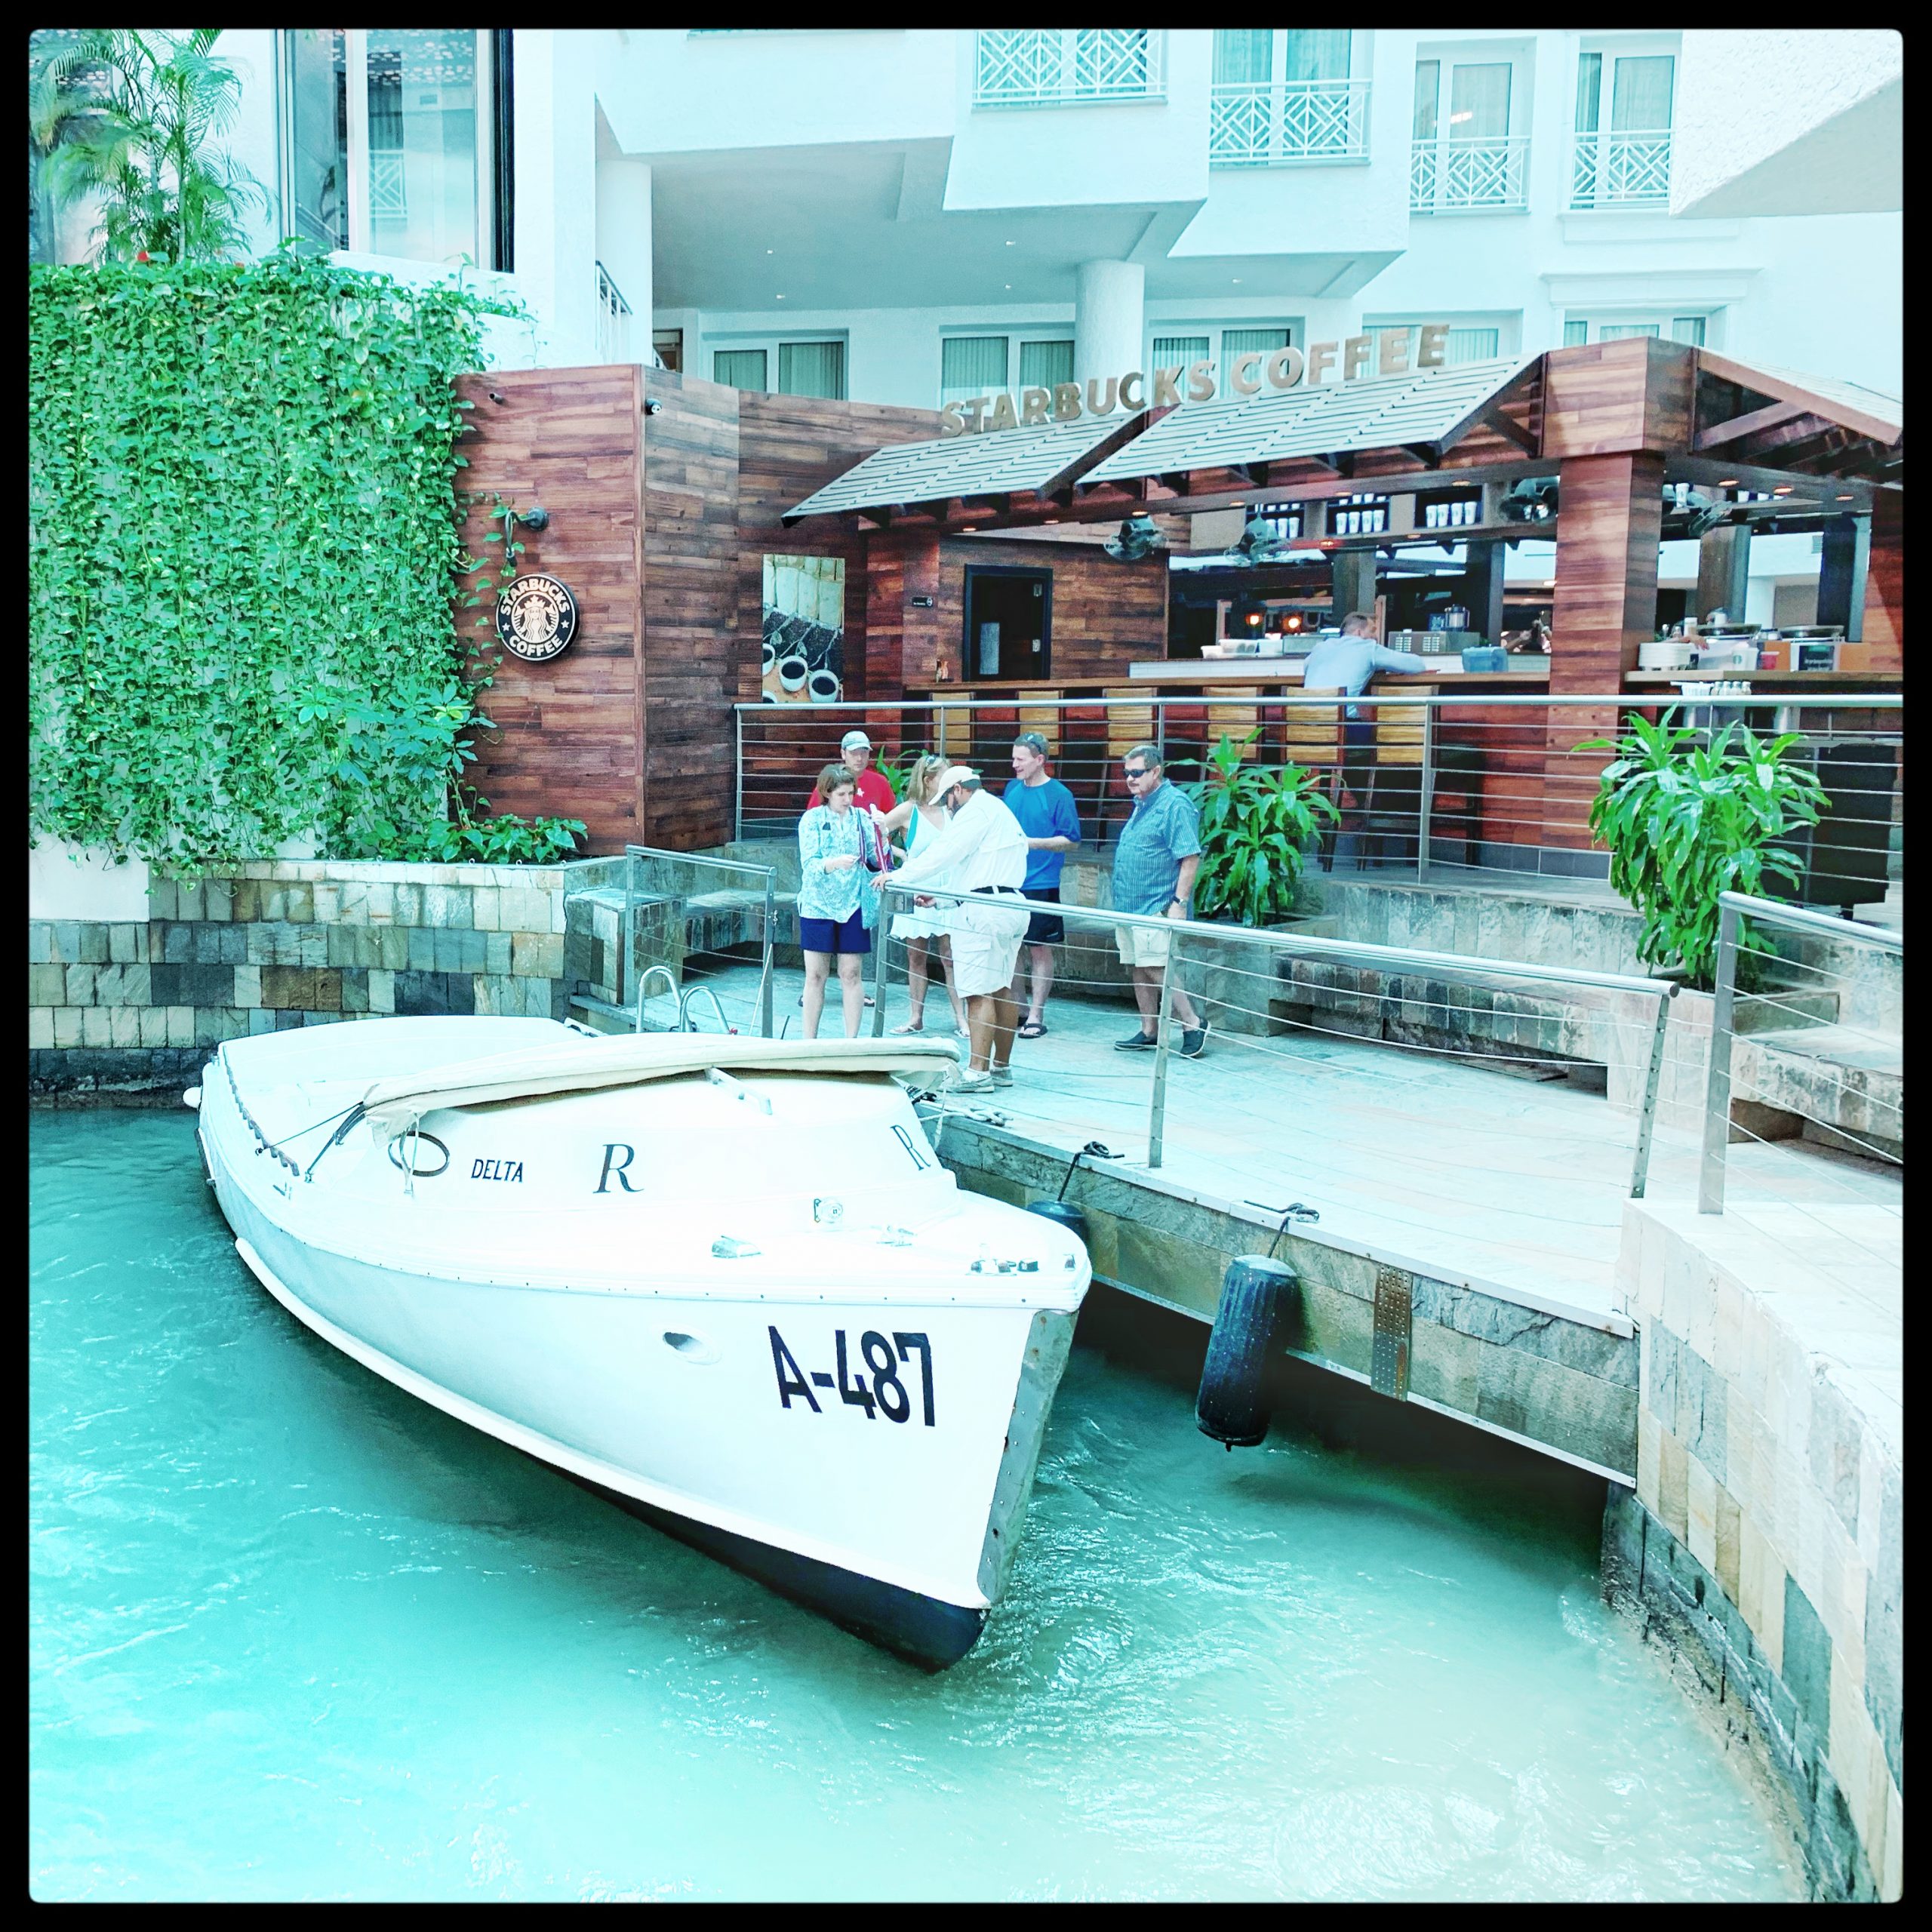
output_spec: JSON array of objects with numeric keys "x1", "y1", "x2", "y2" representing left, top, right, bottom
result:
[
  {"x1": 29, "y1": 861, "x2": 571, "y2": 1097},
  {"x1": 1603, "y1": 1198, "x2": 1902, "y2": 1902}
]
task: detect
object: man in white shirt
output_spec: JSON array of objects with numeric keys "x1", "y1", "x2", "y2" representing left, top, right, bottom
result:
[{"x1": 884, "y1": 767, "x2": 1029, "y2": 1091}]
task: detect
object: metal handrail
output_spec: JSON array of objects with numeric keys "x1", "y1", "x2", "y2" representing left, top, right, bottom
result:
[
  {"x1": 873, "y1": 875, "x2": 1678, "y2": 1189},
  {"x1": 1698, "y1": 892, "x2": 1902, "y2": 1215},
  {"x1": 634, "y1": 963, "x2": 678, "y2": 1034},
  {"x1": 678, "y1": 986, "x2": 734, "y2": 1035},
  {"x1": 619, "y1": 844, "x2": 779, "y2": 1039},
  {"x1": 731, "y1": 693, "x2": 1904, "y2": 714}
]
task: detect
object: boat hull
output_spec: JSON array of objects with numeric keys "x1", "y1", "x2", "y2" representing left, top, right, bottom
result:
[{"x1": 197, "y1": 1026, "x2": 1085, "y2": 1666}]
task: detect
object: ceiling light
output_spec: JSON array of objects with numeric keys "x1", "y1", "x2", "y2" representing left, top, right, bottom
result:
[
  {"x1": 1005, "y1": 239, "x2": 1015, "y2": 246},
  {"x1": 1772, "y1": 485, "x2": 1793, "y2": 496},
  {"x1": 1837, "y1": 492, "x2": 1855, "y2": 500},
  {"x1": 1717, "y1": 478, "x2": 1738, "y2": 487},
  {"x1": 1232, "y1": 278, "x2": 1241, "y2": 284},
  {"x1": 776, "y1": 294, "x2": 784, "y2": 300},
  {"x1": 766, "y1": 248, "x2": 774, "y2": 255}
]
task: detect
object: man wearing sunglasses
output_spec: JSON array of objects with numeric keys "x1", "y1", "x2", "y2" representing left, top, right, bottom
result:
[{"x1": 1110, "y1": 744, "x2": 1208, "y2": 1058}]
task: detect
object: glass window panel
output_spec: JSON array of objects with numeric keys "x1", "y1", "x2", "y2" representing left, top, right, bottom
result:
[
  {"x1": 712, "y1": 348, "x2": 768, "y2": 391},
  {"x1": 1220, "y1": 327, "x2": 1289, "y2": 391},
  {"x1": 941, "y1": 335, "x2": 1008, "y2": 405},
  {"x1": 1598, "y1": 322, "x2": 1660, "y2": 340},
  {"x1": 1574, "y1": 51, "x2": 1602, "y2": 134},
  {"x1": 1562, "y1": 319, "x2": 1589, "y2": 347},
  {"x1": 1152, "y1": 335, "x2": 1210, "y2": 373},
  {"x1": 1669, "y1": 315, "x2": 1706, "y2": 346},
  {"x1": 777, "y1": 340, "x2": 845, "y2": 400},
  {"x1": 1448, "y1": 63, "x2": 1510, "y2": 140},
  {"x1": 364, "y1": 29, "x2": 480, "y2": 266},
  {"x1": 652, "y1": 328, "x2": 683, "y2": 373},
  {"x1": 1445, "y1": 327, "x2": 1500, "y2": 364},
  {"x1": 285, "y1": 29, "x2": 347, "y2": 251},
  {"x1": 1281, "y1": 30, "x2": 1349, "y2": 83},
  {"x1": 1017, "y1": 340, "x2": 1073, "y2": 390},
  {"x1": 1412, "y1": 60, "x2": 1439, "y2": 142},
  {"x1": 1213, "y1": 29, "x2": 1271, "y2": 85},
  {"x1": 1611, "y1": 54, "x2": 1673, "y2": 131}
]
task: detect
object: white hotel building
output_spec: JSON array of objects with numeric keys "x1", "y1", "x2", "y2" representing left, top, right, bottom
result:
[{"x1": 35, "y1": 27, "x2": 1903, "y2": 617}]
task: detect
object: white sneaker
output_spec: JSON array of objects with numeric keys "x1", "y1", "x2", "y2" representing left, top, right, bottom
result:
[{"x1": 953, "y1": 1070, "x2": 995, "y2": 1094}]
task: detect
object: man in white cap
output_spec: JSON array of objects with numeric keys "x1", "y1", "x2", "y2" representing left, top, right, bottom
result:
[
  {"x1": 808, "y1": 729, "x2": 897, "y2": 819},
  {"x1": 884, "y1": 767, "x2": 1029, "y2": 1092}
]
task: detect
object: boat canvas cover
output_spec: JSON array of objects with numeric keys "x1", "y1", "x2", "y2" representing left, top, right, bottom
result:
[{"x1": 355, "y1": 1034, "x2": 962, "y2": 1131}]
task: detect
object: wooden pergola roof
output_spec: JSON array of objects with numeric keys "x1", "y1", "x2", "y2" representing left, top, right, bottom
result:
[{"x1": 1690, "y1": 351, "x2": 1902, "y2": 485}]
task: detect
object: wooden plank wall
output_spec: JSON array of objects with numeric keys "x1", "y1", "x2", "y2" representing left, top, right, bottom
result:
[
  {"x1": 1857, "y1": 490, "x2": 1903, "y2": 675},
  {"x1": 637, "y1": 368, "x2": 742, "y2": 851},
  {"x1": 935, "y1": 535, "x2": 1168, "y2": 681},
  {"x1": 455, "y1": 365, "x2": 645, "y2": 851}
]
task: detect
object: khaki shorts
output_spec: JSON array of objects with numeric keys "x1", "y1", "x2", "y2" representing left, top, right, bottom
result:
[{"x1": 1115, "y1": 921, "x2": 1173, "y2": 969}]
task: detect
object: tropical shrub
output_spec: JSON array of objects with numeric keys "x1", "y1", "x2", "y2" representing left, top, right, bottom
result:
[
  {"x1": 29, "y1": 248, "x2": 582, "y2": 869},
  {"x1": 1580, "y1": 712, "x2": 1827, "y2": 989},
  {"x1": 1182, "y1": 731, "x2": 1339, "y2": 928},
  {"x1": 29, "y1": 29, "x2": 267, "y2": 264}
]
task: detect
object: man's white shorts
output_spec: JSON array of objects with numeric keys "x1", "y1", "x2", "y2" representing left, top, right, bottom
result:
[
  {"x1": 1115, "y1": 921, "x2": 1172, "y2": 968},
  {"x1": 948, "y1": 895, "x2": 1029, "y2": 998}
]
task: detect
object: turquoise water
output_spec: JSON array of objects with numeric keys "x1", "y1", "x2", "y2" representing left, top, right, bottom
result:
[{"x1": 31, "y1": 1109, "x2": 1801, "y2": 1903}]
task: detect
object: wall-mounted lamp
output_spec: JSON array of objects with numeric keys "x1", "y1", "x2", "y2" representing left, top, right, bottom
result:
[
  {"x1": 488, "y1": 389, "x2": 506, "y2": 404},
  {"x1": 513, "y1": 505, "x2": 550, "y2": 532},
  {"x1": 643, "y1": 398, "x2": 663, "y2": 416}
]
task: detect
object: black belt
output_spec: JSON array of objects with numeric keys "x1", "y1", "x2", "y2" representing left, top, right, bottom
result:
[{"x1": 974, "y1": 885, "x2": 1022, "y2": 894}]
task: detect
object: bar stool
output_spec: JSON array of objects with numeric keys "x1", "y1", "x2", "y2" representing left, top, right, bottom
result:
[
  {"x1": 1100, "y1": 686, "x2": 1155, "y2": 841},
  {"x1": 1204, "y1": 685, "x2": 1265, "y2": 761},
  {"x1": 1361, "y1": 699, "x2": 1428, "y2": 866},
  {"x1": 1281, "y1": 687, "x2": 1346, "y2": 870}
]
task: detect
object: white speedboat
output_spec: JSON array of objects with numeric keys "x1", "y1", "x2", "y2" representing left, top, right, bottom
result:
[{"x1": 192, "y1": 1017, "x2": 1091, "y2": 1667}]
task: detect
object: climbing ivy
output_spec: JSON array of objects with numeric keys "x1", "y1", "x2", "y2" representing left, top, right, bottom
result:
[{"x1": 28, "y1": 247, "x2": 583, "y2": 868}]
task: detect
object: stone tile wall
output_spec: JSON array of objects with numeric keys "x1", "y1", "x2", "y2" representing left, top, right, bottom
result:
[
  {"x1": 29, "y1": 860, "x2": 570, "y2": 1095},
  {"x1": 1604, "y1": 1198, "x2": 1902, "y2": 1902}
]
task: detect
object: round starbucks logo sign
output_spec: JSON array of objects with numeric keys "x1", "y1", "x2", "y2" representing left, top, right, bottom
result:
[{"x1": 495, "y1": 574, "x2": 578, "y2": 662}]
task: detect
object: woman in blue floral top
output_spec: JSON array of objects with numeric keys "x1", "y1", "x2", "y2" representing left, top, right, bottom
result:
[{"x1": 797, "y1": 761, "x2": 884, "y2": 1038}]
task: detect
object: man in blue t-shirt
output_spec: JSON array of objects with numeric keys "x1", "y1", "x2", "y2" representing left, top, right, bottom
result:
[{"x1": 1002, "y1": 731, "x2": 1082, "y2": 1038}]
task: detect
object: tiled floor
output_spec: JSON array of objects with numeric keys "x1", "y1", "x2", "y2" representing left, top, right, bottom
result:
[{"x1": 641, "y1": 956, "x2": 1903, "y2": 1335}]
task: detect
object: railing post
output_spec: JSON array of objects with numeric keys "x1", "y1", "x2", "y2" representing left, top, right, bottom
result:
[
  {"x1": 1417, "y1": 700, "x2": 1437, "y2": 882},
  {"x1": 760, "y1": 874, "x2": 776, "y2": 1038},
  {"x1": 1148, "y1": 933, "x2": 1177, "y2": 1169},
  {"x1": 1698, "y1": 900, "x2": 1743, "y2": 1214},
  {"x1": 1629, "y1": 987, "x2": 1674, "y2": 1198},
  {"x1": 870, "y1": 891, "x2": 889, "y2": 1037},
  {"x1": 620, "y1": 848, "x2": 635, "y2": 1022},
  {"x1": 1154, "y1": 701, "x2": 1168, "y2": 773},
  {"x1": 734, "y1": 707, "x2": 744, "y2": 846}
]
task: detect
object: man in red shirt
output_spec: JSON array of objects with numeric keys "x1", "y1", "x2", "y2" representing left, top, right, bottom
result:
[{"x1": 808, "y1": 730, "x2": 897, "y2": 818}]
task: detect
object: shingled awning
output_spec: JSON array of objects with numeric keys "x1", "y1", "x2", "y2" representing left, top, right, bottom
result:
[
  {"x1": 1079, "y1": 355, "x2": 1538, "y2": 489},
  {"x1": 782, "y1": 411, "x2": 1153, "y2": 525},
  {"x1": 1690, "y1": 351, "x2": 1902, "y2": 483}
]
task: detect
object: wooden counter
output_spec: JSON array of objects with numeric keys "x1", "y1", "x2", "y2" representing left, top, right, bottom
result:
[
  {"x1": 1123, "y1": 657, "x2": 1552, "y2": 687},
  {"x1": 1623, "y1": 669, "x2": 1902, "y2": 688}
]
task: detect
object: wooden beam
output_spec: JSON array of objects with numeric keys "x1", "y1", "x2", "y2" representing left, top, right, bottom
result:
[
  {"x1": 1696, "y1": 347, "x2": 1903, "y2": 447},
  {"x1": 1693, "y1": 399, "x2": 1814, "y2": 451},
  {"x1": 1478, "y1": 404, "x2": 1540, "y2": 455}
]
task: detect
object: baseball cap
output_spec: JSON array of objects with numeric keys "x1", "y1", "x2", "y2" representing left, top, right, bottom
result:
[
  {"x1": 934, "y1": 765, "x2": 978, "y2": 794},
  {"x1": 1013, "y1": 731, "x2": 1050, "y2": 756},
  {"x1": 840, "y1": 729, "x2": 872, "y2": 751}
]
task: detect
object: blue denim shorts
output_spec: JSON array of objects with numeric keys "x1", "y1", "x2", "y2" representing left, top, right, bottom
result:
[{"x1": 799, "y1": 910, "x2": 869, "y2": 956}]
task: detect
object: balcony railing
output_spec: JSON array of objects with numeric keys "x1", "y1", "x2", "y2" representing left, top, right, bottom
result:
[
  {"x1": 1410, "y1": 134, "x2": 1531, "y2": 214},
  {"x1": 1209, "y1": 78, "x2": 1371, "y2": 167},
  {"x1": 595, "y1": 260, "x2": 632, "y2": 366},
  {"x1": 974, "y1": 29, "x2": 1164, "y2": 107},
  {"x1": 1569, "y1": 128, "x2": 1672, "y2": 208}
]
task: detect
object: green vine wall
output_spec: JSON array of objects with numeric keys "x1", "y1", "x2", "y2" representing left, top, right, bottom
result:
[{"x1": 28, "y1": 249, "x2": 576, "y2": 868}]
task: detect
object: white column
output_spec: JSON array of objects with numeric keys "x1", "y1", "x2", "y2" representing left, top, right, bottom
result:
[
  {"x1": 595, "y1": 152, "x2": 654, "y2": 365},
  {"x1": 1073, "y1": 259, "x2": 1146, "y2": 385}
]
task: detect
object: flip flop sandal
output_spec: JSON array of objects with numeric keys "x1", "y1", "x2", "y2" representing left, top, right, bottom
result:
[
  {"x1": 1017, "y1": 1020, "x2": 1048, "y2": 1039},
  {"x1": 889, "y1": 1019, "x2": 925, "y2": 1034}
]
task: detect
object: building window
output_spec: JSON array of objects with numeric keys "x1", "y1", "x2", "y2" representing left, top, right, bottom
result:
[
  {"x1": 1211, "y1": 29, "x2": 1369, "y2": 167},
  {"x1": 280, "y1": 29, "x2": 509, "y2": 269},
  {"x1": 940, "y1": 334, "x2": 1073, "y2": 409},
  {"x1": 1149, "y1": 326, "x2": 1300, "y2": 391},
  {"x1": 1564, "y1": 313, "x2": 1708, "y2": 347},
  {"x1": 653, "y1": 328, "x2": 683, "y2": 374},
  {"x1": 1411, "y1": 54, "x2": 1529, "y2": 214},
  {"x1": 1364, "y1": 321, "x2": 1508, "y2": 367},
  {"x1": 974, "y1": 29, "x2": 1164, "y2": 108},
  {"x1": 713, "y1": 338, "x2": 847, "y2": 398},
  {"x1": 1571, "y1": 48, "x2": 1674, "y2": 208}
]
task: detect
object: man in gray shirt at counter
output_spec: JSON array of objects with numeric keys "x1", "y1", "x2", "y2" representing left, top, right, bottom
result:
[
  {"x1": 1299, "y1": 612, "x2": 1429, "y2": 713},
  {"x1": 1300, "y1": 613, "x2": 1429, "y2": 864}
]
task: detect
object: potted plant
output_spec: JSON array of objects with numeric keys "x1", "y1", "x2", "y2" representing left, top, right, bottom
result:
[
  {"x1": 1579, "y1": 712, "x2": 1827, "y2": 992},
  {"x1": 1177, "y1": 731, "x2": 1341, "y2": 1034}
]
